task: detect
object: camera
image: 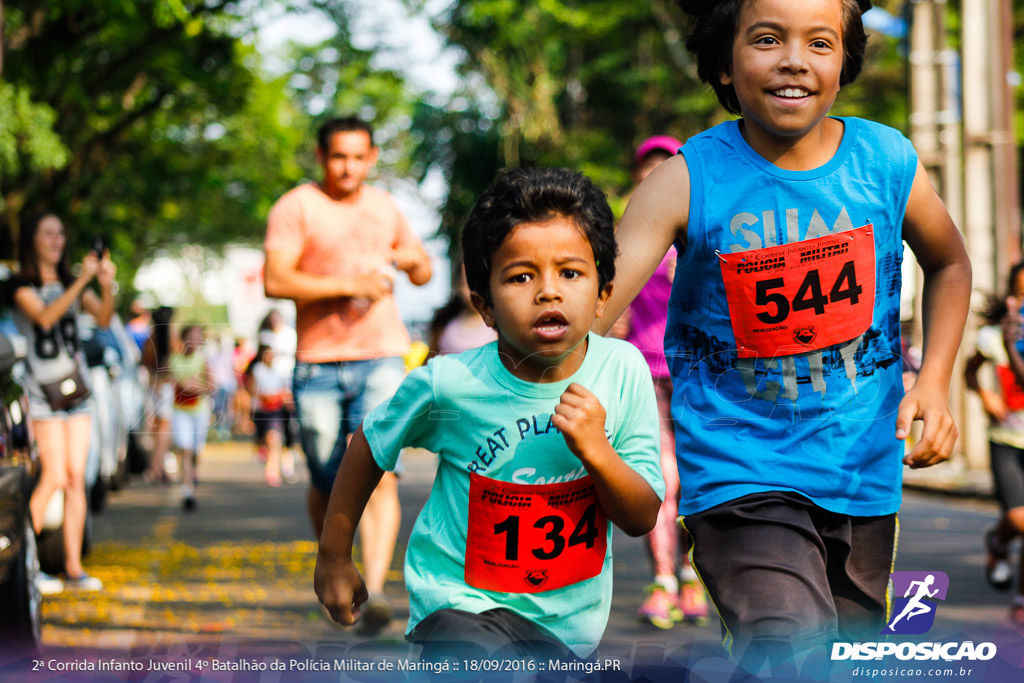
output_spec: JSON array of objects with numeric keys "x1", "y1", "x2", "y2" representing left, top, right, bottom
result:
[{"x1": 92, "y1": 235, "x2": 108, "y2": 258}]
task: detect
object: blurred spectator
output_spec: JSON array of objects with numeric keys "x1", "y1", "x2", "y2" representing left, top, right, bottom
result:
[
  {"x1": 206, "y1": 331, "x2": 237, "y2": 441},
  {"x1": 231, "y1": 337, "x2": 256, "y2": 438},
  {"x1": 126, "y1": 296, "x2": 153, "y2": 353},
  {"x1": 12, "y1": 212, "x2": 115, "y2": 593},
  {"x1": 257, "y1": 309, "x2": 299, "y2": 460},
  {"x1": 170, "y1": 324, "x2": 213, "y2": 511},
  {"x1": 142, "y1": 306, "x2": 175, "y2": 483},
  {"x1": 244, "y1": 344, "x2": 297, "y2": 487},
  {"x1": 427, "y1": 264, "x2": 496, "y2": 357}
]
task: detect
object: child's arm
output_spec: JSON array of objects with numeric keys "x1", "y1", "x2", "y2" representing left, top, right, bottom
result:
[
  {"x1": 594, "y1": 155, "x2": 690, "y2": 334},
  {"x1": 899, "y1": 161, "x2": 972, "y2": 468},
  {"x1": 552, "y1": 383, "x2": 661, "y2": 536},
  {"x1": 313, "y1": 426, "x2": 383, "y2": 625},
  {"x1": 964, "y1": 350, "x2": 1008, "y2": 422}
]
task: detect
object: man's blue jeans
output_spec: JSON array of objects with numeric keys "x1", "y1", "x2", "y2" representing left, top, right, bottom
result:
[{"x1": 292, "y1": 356, "x2": 405, "y2": 493}]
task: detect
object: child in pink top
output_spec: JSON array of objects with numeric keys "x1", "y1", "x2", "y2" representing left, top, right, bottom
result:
[{"x1": 623, "y1": 136, "x2": 709, "y2": 629}]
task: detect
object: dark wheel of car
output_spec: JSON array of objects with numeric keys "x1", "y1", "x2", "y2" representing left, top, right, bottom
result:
[
  {"x1": 38, "y1": 493, "x2": 93, "y2": 575},
  {"x1": 36, "y1": 525, "x2": 64, "y2": 577},
  {"x1": 89, "y1": 475, "x2": 108, "y2": 513},
  {"x1": 0, "y1": 517, "x2": 43, "y2": 652},
  {"x1": 127, "y1": 432, "x2": 151, "y2": 475}
]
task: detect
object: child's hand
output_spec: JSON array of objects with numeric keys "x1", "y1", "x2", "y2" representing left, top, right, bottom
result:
[
  {"x1": 391, "y1": 247, "x2": 426, "y2": 274},
  {"x1": 895, "y1": 385, "x2": 958, "y2": 469},
  {"x1": 313, "y1": 552, "x2": 368, "y2": 626},
  {"x1": 553, "y1": 383, "x2": 608, "y2": 460}
]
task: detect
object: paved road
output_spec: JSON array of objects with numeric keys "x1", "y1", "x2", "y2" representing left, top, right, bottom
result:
[{"x1": 8, "y1": 441, "x2": 1024, "y2": 681}]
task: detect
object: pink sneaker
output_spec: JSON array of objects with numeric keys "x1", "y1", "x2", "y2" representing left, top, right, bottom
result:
[
  {"x1": 679, "y1": 580, "x2": 709, "y2": 624},
  {"x1": 637, "y1": 584, "x2": 682, "y2": 629}
]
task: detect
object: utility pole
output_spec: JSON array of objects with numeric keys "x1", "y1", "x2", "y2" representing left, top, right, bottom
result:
[
  {"x1": 909, "y1": 0, "x2": 982, "y2": 468},
  {"x1": 959, "y1": 0, "x2": 1021, "y2": 469}
]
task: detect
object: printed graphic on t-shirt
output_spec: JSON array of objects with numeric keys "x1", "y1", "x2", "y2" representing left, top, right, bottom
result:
[
  {"x1": 719, "y1": 224, "x2": 875, "y2": 358},
  {"x1": 464, "y1": 472, "x2": 607, "y2": 593},
  {"x1": 671, "y1": 206, "x2": 902, "y2": 403}
]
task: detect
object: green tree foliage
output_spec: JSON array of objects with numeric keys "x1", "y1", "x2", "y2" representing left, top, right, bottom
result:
[
  {"x1": 0, "y1": 83, "x2": 69, "y2": 186},
  {"x1": 407, "y1": 0, "x2": 910, "y2": 250},
  {"x1": 0, "y1": 1, "x2": 308, "y2": 290}
]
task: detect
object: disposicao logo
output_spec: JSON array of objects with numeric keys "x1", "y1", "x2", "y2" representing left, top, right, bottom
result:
[
  {"x1": 831, "y1": 570, "x2": 997, "y2": 663},
  {"x1": 884, "y1": 571, "x2": 948, "y2": 635}
]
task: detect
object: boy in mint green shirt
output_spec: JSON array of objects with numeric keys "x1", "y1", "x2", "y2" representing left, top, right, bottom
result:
[{"x1": 314, "y1": 167, "x2": 664, "y2": 660}]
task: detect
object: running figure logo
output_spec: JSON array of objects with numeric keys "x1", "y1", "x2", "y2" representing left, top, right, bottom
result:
[{"x1": 883, "y1": 571, "x2": 949, "y2": 635}]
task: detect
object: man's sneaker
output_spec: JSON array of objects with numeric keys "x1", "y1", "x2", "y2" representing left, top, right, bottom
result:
[
  {"x1": 357, "y1": 596, "x2": 393, "y2": 635},
  {"x1": 65, "y1": 573, "x2": 102, "y2": 591},
  {"x1": 36, "y1": 572, "x2": 63, "y2": 596},
  {"x1": 637, "y1": 584, "x2": 682, "y2": 629},
  {"x1": 985, "y1": 525, "x2": 1013, "y2": 591},
  {"x1": 679, "y1": 580, "x2": 709, "y2": 625}
]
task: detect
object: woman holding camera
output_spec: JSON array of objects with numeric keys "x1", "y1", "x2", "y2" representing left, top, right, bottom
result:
[{"x1": 12, "y1": 213, "x2": 114, "y2": 593}]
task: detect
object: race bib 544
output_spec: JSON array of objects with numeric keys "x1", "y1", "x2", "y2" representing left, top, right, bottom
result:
[
  {"x1": 465, "y1": 473, "x2": 607, "y2": 593},
  {"x1": 719, "y1": 224, "x2": 876, "y2": 358}
]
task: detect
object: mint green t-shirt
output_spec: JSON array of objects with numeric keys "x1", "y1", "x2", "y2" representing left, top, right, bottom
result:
[{"x1": 363, "y1": 333, "x2": 664, "y2": 656}]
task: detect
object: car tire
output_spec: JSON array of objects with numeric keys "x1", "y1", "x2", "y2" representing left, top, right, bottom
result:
[
  {"x1": 127, "y1": 432, "x2": 150, "y2": 475},
  {"x1": 35, "y1": 525, "x2": 64, "y2": 577},
  {"x1": 37, "y1": 501, "x2": 92, "y2": 573},
  {"x1": 0, "y1": 517, "x2": 43, "y2": 652}
]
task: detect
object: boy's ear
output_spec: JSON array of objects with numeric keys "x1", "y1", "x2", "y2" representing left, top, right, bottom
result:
[
  {"x1": 470, "y1": 291, "x2": 497, "y2": 329},
  {"x1": 594, "y1": 282, "x2": 614, "y2": 318}
]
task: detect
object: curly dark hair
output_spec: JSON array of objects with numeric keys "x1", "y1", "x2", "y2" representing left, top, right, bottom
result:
[
  {"x1": 461, "y1": 167, "x2": 616, "y2": 305},
  {"x1": 677, "y1": 0, "x2": 870, "y2": 115}
]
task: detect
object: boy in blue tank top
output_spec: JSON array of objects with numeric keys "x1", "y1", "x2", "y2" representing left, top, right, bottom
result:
[
  {"x1": 599, "y1": 0, "x2": 972, "y2": 670},
  {"x1": 314, "y1": 167, "x2": 665, "y2": 661}
]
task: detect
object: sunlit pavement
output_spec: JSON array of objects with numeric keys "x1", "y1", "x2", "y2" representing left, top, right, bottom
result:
[
  {"x1": 43, "y1": 440, "x2": 412, "y2": 650},
  {"x1": 41, "y1": 439, "x2": 722, "y2": 655}
]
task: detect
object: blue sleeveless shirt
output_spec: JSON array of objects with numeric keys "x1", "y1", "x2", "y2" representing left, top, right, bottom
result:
[{"x1": 670, "y1": 117, "x2": 916, "y2": 516}]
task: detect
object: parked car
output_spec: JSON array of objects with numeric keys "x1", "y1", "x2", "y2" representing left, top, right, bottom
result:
[
  {"x1": 0, "y1": 330, "x2": 42, "y2": 651},
  {"x1": 78, "y1": 313, "x2": 148, "y2": 512}
]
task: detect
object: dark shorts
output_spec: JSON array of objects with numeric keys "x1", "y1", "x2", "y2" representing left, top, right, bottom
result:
[
  {"x1": 683, "y1": 491, "x2": 896, "y2": 665},
  {"x1": 253, "y1": 409, "x2": 286, "y2": 442},
  {"x1": 407, "y1": 608, "x2": 573, "y2": 663},
  {"x1": 990, "y1": 441, "x2": 1024, "y2": 511}
]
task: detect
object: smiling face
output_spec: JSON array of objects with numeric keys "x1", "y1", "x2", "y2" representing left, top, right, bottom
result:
[
  {"x1": 33, "y1": 214, "x2": 66, "y2": 270},
  {"x1": 472, "y1": 217, "x2": 612, "y2": 383},
  {"x1": 722, "y1": 0, "x2": 844, "y2": 148},
  {"x1": 316, "y1": 130, "x2": 378, "y2": 200}
]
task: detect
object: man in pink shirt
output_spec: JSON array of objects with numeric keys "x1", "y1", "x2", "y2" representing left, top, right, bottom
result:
[{"x1": 264, "y1": 116, "x2": 432, "y2": 633}]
